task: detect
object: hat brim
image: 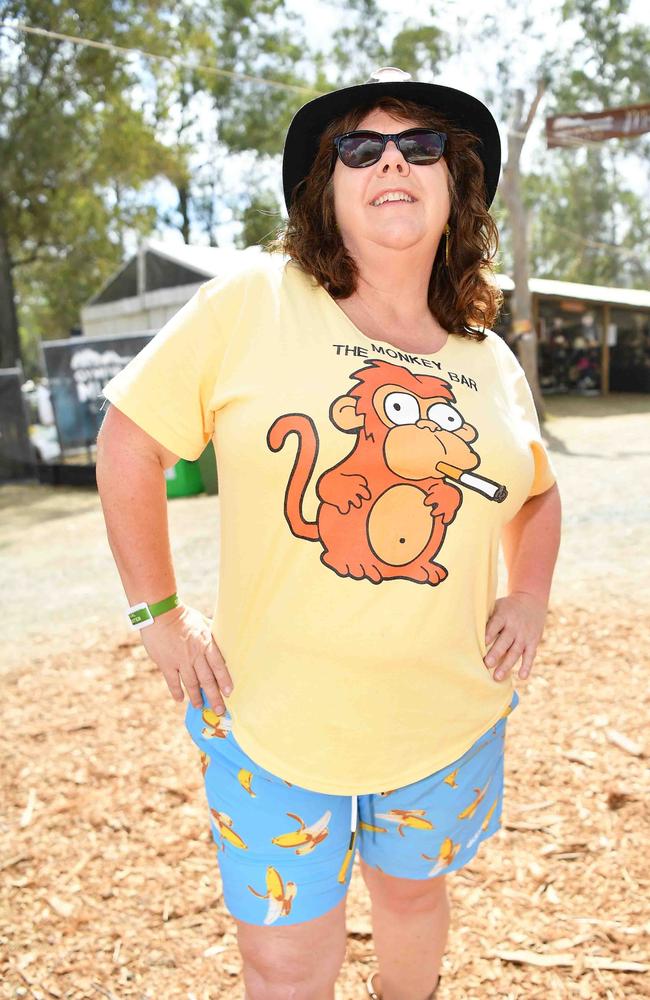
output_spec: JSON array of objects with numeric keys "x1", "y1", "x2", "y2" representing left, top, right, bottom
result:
[{"x1": 282, "y1": 80, "x2": 501, "y2": 212}]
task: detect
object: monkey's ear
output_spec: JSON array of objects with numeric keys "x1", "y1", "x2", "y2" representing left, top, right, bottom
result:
[{"x1": 331, "y1": 394, "x2": 364, "y2": 431}]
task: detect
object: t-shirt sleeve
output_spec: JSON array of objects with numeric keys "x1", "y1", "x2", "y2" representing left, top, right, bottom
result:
[
  {"x1": 99, "y1": 270, "x2": 241, "y2": 462},
  {"x1": 494, "y1": 333, "x2": 558, "y2": 498}
]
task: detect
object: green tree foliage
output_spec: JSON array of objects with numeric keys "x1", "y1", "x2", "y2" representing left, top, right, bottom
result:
[
  {"x1": 478, "y1": 0, "x2": 650, "y2": 287},
  {"x1": 236, "y1": 187, "x2": 283, "y2": 249},
  {"x1": 4, "y1": 0, "x2": 648, "y2": 380},
  {"x1": 523, "y1": 147, "x2": 650, "y2": 286},
  {"x1": 208, "y1": 0, "x2": 314, "y2": 157},
  {"x1": 0, "y1": 0, "x2": 178, "y2": 370},
  {"x1": 529, "y1": 0, "x2": 650, "y2": 286},
  {"x1": 316, "y1": 0, "x2": 451, "y2": 94},
  {"x1": 143, "y1": 0, "x2": 315, "y2": 245}
]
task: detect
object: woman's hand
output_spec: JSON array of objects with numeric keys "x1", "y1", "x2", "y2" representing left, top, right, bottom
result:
[
  {"x1": 140, "y1": 602, "x2": 234, "y2": 713},
  {"x1": 484, "y1": 591, "x2": 548, "y2": 682}
]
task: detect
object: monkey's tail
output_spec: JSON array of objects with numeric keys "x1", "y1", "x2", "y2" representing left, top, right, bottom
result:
[{"x1": 267, "y1": 414, "x2": 320, "y2": 541}]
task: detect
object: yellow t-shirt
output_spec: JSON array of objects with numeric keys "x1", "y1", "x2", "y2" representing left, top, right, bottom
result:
[{"x1": 101, "y1": 251, "x2": 558, "y2": 794}]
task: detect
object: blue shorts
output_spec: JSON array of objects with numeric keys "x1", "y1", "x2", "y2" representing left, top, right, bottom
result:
[{"x1": 184, "y1": 688, "x2": 520, "y2": 926}]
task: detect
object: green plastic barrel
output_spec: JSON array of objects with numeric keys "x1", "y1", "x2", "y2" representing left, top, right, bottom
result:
[
  {"x1": 197, "y1": 441, "x2": 218, "y2": 495},
  {"x1": 164, "y1": 458, "x2": 204, "y2": 498}
]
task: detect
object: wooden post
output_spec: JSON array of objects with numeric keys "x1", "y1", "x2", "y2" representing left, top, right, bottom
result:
[{"x1": 602, "y1": 302, "x2": 610, "y2": 395}]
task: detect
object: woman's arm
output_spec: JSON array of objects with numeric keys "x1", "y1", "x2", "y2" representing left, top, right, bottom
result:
[
  {"x1": 484, "y1": 482, "x2": 562, "y2": 681},
  {"x1": 96, "y1": 405, "x2": 234, "y2": 710},
  {"x1": 96, "y1": 405, "x2": 182, "y2": 615},
  {"x1": 501, "y1": 481, "x2": 562, "y2": 605}
]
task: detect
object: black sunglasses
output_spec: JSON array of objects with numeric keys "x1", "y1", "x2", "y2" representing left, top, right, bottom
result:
[{"x1": 332, "y1": 128, "x2": 447, "y2": 169}]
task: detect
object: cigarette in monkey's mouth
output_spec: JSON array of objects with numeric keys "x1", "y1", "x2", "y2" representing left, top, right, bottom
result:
[{"x1": 436, "y1": 461, "x2": 508, "y2": 502}]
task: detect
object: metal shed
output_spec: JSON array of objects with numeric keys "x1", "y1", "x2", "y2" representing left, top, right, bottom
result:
[{"x1": 494, "y1": 274, "x2": 650, "y2": 394}]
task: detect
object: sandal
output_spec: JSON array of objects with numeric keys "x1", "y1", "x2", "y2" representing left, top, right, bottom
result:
[{"x1": 366, "y1": 969, "x2": 442, "y2": 998}]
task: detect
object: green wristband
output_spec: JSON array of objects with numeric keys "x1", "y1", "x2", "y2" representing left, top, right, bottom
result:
[
  {"x1": 148, "y1": 593, "x2": 180, "y2": 617},
  {"x1": 127, "y1": 593, "x2": 180, "y2": 630}
]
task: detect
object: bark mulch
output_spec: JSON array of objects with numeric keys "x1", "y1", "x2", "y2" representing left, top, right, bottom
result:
[{"x1": 2, "y1": 601, "x2": 648, "y2": 1000}]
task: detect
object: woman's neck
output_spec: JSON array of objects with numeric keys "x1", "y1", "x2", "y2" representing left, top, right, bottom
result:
[
  {"x1": 337, "y1": 251, "x2": 447, "y2": 351},
  {"x1": 345, "y1": 246, "x2": 445, "y2": 332}
]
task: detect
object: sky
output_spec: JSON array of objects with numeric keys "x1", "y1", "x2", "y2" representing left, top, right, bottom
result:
[{"x1": 142, "y1": 0, "x2": 650, "y2": 253}]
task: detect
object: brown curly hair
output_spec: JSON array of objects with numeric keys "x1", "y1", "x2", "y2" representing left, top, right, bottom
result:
[{"x1": 266, "y1": 96, "x2": 503, "y2": 342}]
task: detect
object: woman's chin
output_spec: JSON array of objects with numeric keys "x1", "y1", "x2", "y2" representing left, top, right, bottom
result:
[{"x1": 369, "y1": 228, "x2": 430, "y2": 251}]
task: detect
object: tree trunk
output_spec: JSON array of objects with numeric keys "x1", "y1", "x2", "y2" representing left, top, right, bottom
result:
[
  {"x1": 500, "y1": 84, "x2": 547, "y2": 422},
  {"x1": 0, "y1": 222, "x2": 21, "y2": 370},
  {"x1": 178, "y1": 184, "x2": 191, "y2": 244}
]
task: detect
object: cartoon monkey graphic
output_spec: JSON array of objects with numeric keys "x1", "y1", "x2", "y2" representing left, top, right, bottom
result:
[{"x1": 267, "y1": 360, "x2": 504, "y2": 586}]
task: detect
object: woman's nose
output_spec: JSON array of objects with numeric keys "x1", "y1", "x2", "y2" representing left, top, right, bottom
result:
[{"x1": 376, "y1": 139, "x2": 410, "y2": 173}]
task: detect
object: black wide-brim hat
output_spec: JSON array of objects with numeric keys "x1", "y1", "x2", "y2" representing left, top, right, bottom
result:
[{"x1": 282, "y1": 66, "x2": 502, "y2": 213}]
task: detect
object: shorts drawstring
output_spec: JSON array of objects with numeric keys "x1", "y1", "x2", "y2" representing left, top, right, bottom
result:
[{"x1": 337, "y1": 793, "x2": 358, "y2": 884}]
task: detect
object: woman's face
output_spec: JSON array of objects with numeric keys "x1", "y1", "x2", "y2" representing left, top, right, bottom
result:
[{"x1": 331, "y1": 108, "x2": 451, "y2": 260}]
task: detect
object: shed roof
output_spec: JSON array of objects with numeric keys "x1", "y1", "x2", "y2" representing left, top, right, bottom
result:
[
  {"x1": 86, "y1": 239, "x2": 264, "y2": 306},
  {"x1": 494, "y1": 272, "x2": 650, "y2": 309},
  {"x1": 86, "y1": 238, "x2": 650, "y2": 311}
]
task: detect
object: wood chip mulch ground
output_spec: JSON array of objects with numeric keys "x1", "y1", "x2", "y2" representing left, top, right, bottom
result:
[{"x1": 2, "y1": 600, "x2": 648, "y2": 1000}]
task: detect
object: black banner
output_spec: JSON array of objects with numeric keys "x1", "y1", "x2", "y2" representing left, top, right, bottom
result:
[{"x1": 41, "y1": 332, "x2": 154, "y2": 451}]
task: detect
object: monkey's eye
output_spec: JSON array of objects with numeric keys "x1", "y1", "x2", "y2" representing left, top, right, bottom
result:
[
  {"x1": 384, "y1": 392, "x2": 420, "y2": 425},
  {"x1": 426, "y1": 402, "x2": 463, "y2": 430}
]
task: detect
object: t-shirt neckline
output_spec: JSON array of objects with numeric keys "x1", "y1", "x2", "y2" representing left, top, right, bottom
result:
[{"x1": 318, "y1": 283, "x2": 450, "y2": 358}]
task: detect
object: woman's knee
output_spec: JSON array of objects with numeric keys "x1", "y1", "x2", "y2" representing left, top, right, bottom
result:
[
  {"x1": 236, "y1": 898, "x2": 347, "y2": 1000},
  {"x1": 360, "y1": 857, "x2": 448, "y2": 913}
]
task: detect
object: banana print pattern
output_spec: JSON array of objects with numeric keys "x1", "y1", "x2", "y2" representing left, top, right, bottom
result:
[
  {"x1": 247, "y1": 866, "x2": 298, "y2": 925},
  {"x1": 183, "y1": 690, "x2": 519, "y2": 926},
  {"x1": 200, "y1": 706, "x2": 232, "y2": 740},
  {"x1": 373, "y1": 809, "x2": 436, "y2": 836},
  {"x1": 271, "y1": 810, "x2": 331, "y2": 854},
  {"x1": 209, "y1": 806, "x2": 248, "y2": 851},
  {"x1": 237, "y1": 768, "x2": 256, "y2": 797}
]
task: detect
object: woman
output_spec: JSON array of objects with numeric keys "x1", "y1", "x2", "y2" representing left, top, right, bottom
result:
[{"x1": 97, "y1": 67, "x2": 561, "y2": 1000}]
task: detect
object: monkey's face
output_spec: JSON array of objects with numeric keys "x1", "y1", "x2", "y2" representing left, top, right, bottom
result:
[{"x1": 374, "y1": 385, "x2": 479, "y2": 480}]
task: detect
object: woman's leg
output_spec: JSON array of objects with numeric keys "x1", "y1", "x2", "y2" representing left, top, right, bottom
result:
[
  {"x1": 236, "y1": 896, "x2": 348, "y2": 1000},
  {"x1": 360, "y1": 858, "x2": 449, "y2": 1000},
  {"x1": 357, "y1": 692, "x2": 519, "y2": 998}
]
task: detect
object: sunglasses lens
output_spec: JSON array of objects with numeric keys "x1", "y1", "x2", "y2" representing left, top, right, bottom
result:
[
  {"x1": 338, "y1": 132, "x2": 384, "y2": 167},
  {"x1": 399, "y1": 130, "x2": 445, "y2": 163},
  {"x1": 337, "y1": 130, "x2": 445, "y2": 168}
]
